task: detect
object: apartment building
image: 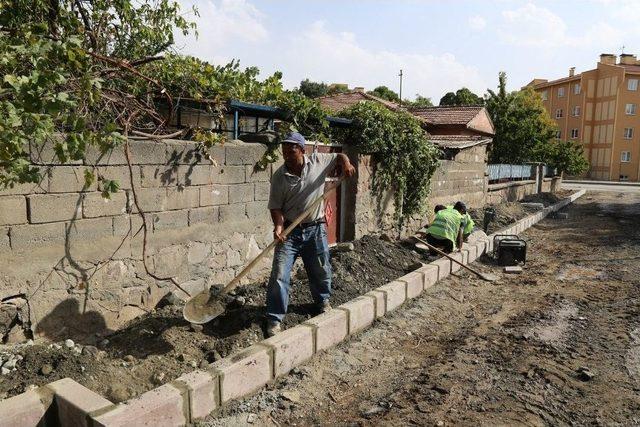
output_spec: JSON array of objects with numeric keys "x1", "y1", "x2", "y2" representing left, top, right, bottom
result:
[{"x1": 529, "y1": 53, "x2": 640, "y2": 181}]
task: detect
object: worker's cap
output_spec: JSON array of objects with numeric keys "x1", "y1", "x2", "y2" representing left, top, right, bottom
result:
[
  {"x1": 454, "y1": 201, "x2": 467, "y2": 213},
  {"x1": 281, "y1": 132, "x2": 306, "y2": 149}
]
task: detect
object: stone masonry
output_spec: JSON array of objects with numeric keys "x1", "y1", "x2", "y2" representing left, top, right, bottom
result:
[{"x1": 0, "y1": 139, "x2": 276, "y2": 341}]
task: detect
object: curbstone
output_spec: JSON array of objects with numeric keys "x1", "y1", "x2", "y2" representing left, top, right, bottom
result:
[
  {"x1": 0, "y1": 196, "x2": 27, "y2": 226},
  {"x1": 303, "y1": 309, "x2": 349, "y2": 352},
  {"x1": 376, "y1": 280, "x2": 406, "y2": 312},
  {"x1": 45, "y1": 378, "x2": 112, "y2": 427},
  {"x1": 419, "y1": 264, "x2": 439, "y2": 290},
  {"x1": 262, "y1": 324, "x2": 315, "y2": 377},
  {"x1": 431, "y1": 257, "x2": 451, "y2": 280},
  {"x1": 399, "y1": 270, "x2": 425, "y2": 299},
  {"x1": 173, "y1": 370, "x2": 218, "y2": 421},
  {"x1": 365, "y1": 290, "x2": 386, "y2": 318},
  {"x1": 0, "y1": 387, "x2": 54, "y2": 427},
  {"x1": 91, "y1": 383, "x2": 187, "y2": 427},
  {"x1": 27, "y1": 193, "x2": 82, "y2": 223},
  {"x1": 211, "y1": 344, "x2": 273, "y2": 404},
  {"x1": 338, "y1": 296, "x2": 376, "y2": 334}
]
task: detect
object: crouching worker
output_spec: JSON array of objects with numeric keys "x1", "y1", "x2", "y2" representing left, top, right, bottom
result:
[
  {"x1": 425, "y1": 203, "x2": 465, "y2": 254},
  {"x1": 455, "y1": 201, "x2": 475, "y2": 241},
  {"x1": 265, "y1": 132, "x2": 355, "y2": 337}
]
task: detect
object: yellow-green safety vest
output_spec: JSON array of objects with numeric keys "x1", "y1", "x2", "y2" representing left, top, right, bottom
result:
[
  {"x1": 463, "y1": 213, "x2": 474, "y2": 235},
  {"x1": 427, "y1": 207, "x2": 463, "y2": 248}
]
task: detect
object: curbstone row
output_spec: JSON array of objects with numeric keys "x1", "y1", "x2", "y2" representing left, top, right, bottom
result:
[{"x1": 0, "y1": 190, "x2": 586, "y2": 426}]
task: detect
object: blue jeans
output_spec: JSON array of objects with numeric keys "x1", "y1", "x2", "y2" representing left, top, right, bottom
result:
[{"x1": 266, "y1": 223, "x2": 332, "y2": 322}]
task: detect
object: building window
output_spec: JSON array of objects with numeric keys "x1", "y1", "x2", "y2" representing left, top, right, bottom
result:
[
  {"x1": 624, "y1": 128, "x2": 634, "y2": 139},
  {"x1": 626, "y1": 103, "x2": 637, "y2": 115},
  {"x1": 555, "y1": 130, "x2": 562, "y2": 139},
  {"x1": 571, "y1": 128, "x2": 579, "y2": 139},
  {"x1": 572, "y1": 106, "x2": 581, "y2": 116},
  {"x1": 620, "y1": 175, "x2": 629, "y2": 181},
  {"x1": 574, "y1": 83, "x2": 581, "y2": 94},
  {"x1": 621, "y1": 151, "x2": 631, "y2": 162},
  {"x1": 628, "y1": 79, "x2": 638, "y2": 91},
  {"x1": 541, "y1": 90, "x2": 548, "y2": 101},
  {"x1": 555, "y1": 109, "x2": 563, "y2": 118},
  {"x1": 558, "y1": 87, "x2": 565, "y2": 97}
]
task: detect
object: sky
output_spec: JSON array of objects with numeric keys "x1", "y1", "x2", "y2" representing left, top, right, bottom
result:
[{"x1": 173, "y1": 0, "x2": 640, "y2": 103}]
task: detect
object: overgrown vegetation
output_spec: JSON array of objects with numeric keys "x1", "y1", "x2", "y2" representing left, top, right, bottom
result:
[
  {"x1": 439, "y1": 87, "x2": 484, "y2": 106},
  {"x1": 336, "y1": 102, "x2": 440, "y2": 222}
]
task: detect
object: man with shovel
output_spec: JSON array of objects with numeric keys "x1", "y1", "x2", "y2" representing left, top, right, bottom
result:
[{"x1": 265, "y1": 132, "x2": 355, "y2": 337}]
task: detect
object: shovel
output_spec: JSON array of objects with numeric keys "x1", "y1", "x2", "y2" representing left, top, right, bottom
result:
[
  {"x1": 183, "y1": 179, "x2": 344, "y2": 324},
  {"x1": 413, "y1": 236, "x2": 498, "y2": 282}
]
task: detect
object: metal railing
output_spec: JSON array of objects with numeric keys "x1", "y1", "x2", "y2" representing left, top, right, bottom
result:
[{"x1": 487, "y1": 164, "x2": 533, "y2": 182}]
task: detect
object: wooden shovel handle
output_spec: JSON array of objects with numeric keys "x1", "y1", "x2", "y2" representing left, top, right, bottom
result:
[
  {"x1": 220, "y1": 179, "x2": 343, "y2": 295},
  {"x1": 414, "y1": 236, "x2": 486, "y2": 279}
]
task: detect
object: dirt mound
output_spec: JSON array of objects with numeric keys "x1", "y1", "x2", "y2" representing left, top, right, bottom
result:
[
  {"x1": 0, "y1": 235, "x2": 424, "y2": 403},
  {"x1": 469, "y1": 202, "x2": 528, "y2": 235}
]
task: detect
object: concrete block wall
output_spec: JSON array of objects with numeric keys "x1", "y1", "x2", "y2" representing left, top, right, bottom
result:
[
  {"x1": 0, "y1": 139, "x2": 275, "y2": 341},
  {"x1": 0, "y1": 190, "x2": 586, "y2": 426}
]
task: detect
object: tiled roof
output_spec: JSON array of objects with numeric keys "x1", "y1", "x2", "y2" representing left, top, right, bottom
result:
[
  {"x1": 428, "y1": 135, "x2": 492, "y2": 149},
  {"x1": 620, "y1": 64, "x2": 640, "y2": 73},
  {"x1": 317, "y1": 91, "x2": 400, "y2": 113},
  {"x1": 531, "y1": 74, "x2": 582, "y2": 88},
  {"x1": 408, "y1": 106, "x2": 484, "y2": 125}
]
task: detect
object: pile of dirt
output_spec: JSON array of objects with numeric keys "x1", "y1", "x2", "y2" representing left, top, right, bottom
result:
[
  {"x1": 469, "y1": 202, "x2": 528, "y2": 235},
  {"x1": 0, "y1": 235, "x2": 425, "y2": 403},
  {"x1": 522, "y1": 189, "x2": 573, "y2": 206}
]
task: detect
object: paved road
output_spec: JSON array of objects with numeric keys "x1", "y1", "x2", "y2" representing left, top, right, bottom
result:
[{"x1": 562, "y1": 181, "x2": 640, "y2": 193}]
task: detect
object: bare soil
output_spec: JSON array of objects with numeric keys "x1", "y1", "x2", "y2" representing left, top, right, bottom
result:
[{"x1": 200, "y1": 190, "x2": 640, "y2": 426}]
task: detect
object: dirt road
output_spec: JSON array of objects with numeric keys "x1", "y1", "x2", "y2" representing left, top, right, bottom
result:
[{"x1": 204, "y1": 191, "x2": 640, "y2": 426}]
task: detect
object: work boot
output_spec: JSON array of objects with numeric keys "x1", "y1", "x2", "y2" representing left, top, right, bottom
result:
[
  {"x1": 265, "y1": 320, "x2": 281, "y2": 338},
  {"x1": 318, "y1": 300, "x2": 332, "y2": 314}
]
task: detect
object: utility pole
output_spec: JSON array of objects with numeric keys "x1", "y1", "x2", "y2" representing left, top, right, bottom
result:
[{"x1": 398, "y1": 69, "x2": 403, "y2": 106}]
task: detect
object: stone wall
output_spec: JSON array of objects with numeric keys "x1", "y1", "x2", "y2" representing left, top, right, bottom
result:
[
  {"x1": 485, "y1": 176, "x2": 561, "y2": 204},
  {"x1": 348, "y1": 144, "x2": 489, "y2": 239},
  {"x1": 0, "y1": 139, "x2": 276, "y2": 342}
]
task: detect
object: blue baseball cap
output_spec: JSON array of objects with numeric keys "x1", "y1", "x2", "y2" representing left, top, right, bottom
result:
[{"x1": 281, "y1": 132, "x2": 306, "y2": 149}]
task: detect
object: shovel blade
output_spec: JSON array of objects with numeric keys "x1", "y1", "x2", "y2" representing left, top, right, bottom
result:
[{"x1": 183, "y1": 289, "x2": 226, "y2": 324}]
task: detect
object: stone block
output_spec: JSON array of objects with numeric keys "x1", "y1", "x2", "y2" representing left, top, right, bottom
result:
[
  {"x1": 219, "y1": 203, "x2": 247, "y2": 223},
  {"x1": 263, "y1": 324, "x2": 314, "y2": 376},
  {"x1": 186, "y1": 165, "x2": 216, "y2": 186},
  {"x1": 84, "y1": 144, "x2": 127, "y2": 165},
  {"x1": 66, "y1": 217, "x2": 114, "y2": 241},
  {"x1": 83, "y1": 191, "x2": 128, "y2": 218},
  {"x1": 225, "y1": 143, "x2": 266, "y2": 166},
  {"x1": 92, "y1": 383, "x2": 187, "y2": 426},
  {"x1": 504, "y1": 266, "x2": 523, "y2": 274},
  {"x1": 228, "y1": 183, "x2": 254, "y2": 204},
  {"x1": 431, "y1": 257, "x2": 451, "y2": 280},
  {"x1": 29, "y1": 137, "x2": 83, "y2": 165},
  {"x1": 151, "y1": 210, "x2": 189, "y2": 231},
  {"x1": 419, "y1": 264, "x2": 439, "y2": 289},
  {"x1": 376, "y1": 280, "x2": 406, "y2": 312},
  {"x1": 96, "y1": 166, "x2": 140, "y2": 191},
  {"x1": 399, "y1": 271, "x2": 424, "y2": 299},
  {"x1": 449, "y1": 251, "x2": 465, "y2": 273},
  {"x1": 466, "y1": 244, "x2": 478, "y2": 263},
  {"x1": 166, "y1": 187, "x2": 199, "y2": 210},
  {"x1": 254, "y1": 182, "x2": 271, "y2": 201},
  {"x1": 46, "y1": 378, "x2": 112, "y2": 427},
  {"x1": 0, "y1": 196, "x2": 27, "y2": 225},
  {"x1": 338, "y1": 296, "x2": 375, "y2": 334},
  {"x1": 172, "y1": 278, "x2": 206, "y2": 300},
  {"x1": 0, "y1": 388, "x2": 54, "y2": 427},
  {"x1": 27, "y1": 193, "x2": 82, "y2": 223},
  {"x1": 48, "y1": 166, "x2": 98, "y2": 193},
  {"x1": 0, "y1": 178, "x2": 47, "y2": 196},
  {"x1": 0, "y1": 227, "x2": 9, "y2": 250},
  {"x1": 245, "y1": 165, "x2": 270, "y2": 182},
  {"x1": 10, "y1": 222, "x2": 65, "y2": 250},
  {"x1": 212, "y1": 166, "x2": 245, "y2": 185},
  {"x1": 173, "y1": 370, "x2": 218, "y2": 421},
  {"x1": 129, "y1": 140, "x2": 167, "y2": 165},
  {"x1": 304, "y1": 309, "x2": 349, "y2": 352},
  {"x1": 189, "y1": 207, "x2": 220, "y2": 226},
  {"x1": 246, "y1": 201, "x2": 267, "y2": 220},
  {"x1": 212, "y1": 344, "x2": 272, "y2": 404},
  {"x1": 365, "y1": 290, "x2": 386, "y2": 318},
  {"x1": 199, "y1": 185, "x2": 229, "y2": 206},
  {"x1": 165, "y1": 141, "x2": 223, "y2": 165},
  {"x1": 140, "y1": 164, "x2": 182, "y2": 187}
]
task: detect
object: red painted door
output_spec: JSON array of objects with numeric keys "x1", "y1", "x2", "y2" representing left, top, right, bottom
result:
[{"x1": 305, "y1": 144, "x2": 342, "y2": 244}]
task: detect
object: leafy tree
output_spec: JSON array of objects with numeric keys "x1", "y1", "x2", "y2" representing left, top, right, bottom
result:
[
  {"x1": 327, "y1": 83, "x2": 349, "y2": 95},
  {"x1": 439, "y1": 87, "x2": 484, "y2": 106},
  {"x1": 486, "y1": 72, "x2": 556, "y2": 164},
  {"x1": 337, "y1": 102, "x2": 440, "y2": 222},
  {"x1": 298, "y1": 79, "x2": 328, "y2": 98},
  {"x1": 532, "y1": 139, "x2": 589, "y2": 177},
  {"x1": 407, "y1": 94, "x2": 433, "y2": 108},
  {"x1": 368, "y1": 86, "x2": 400, "y2": 103}
]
